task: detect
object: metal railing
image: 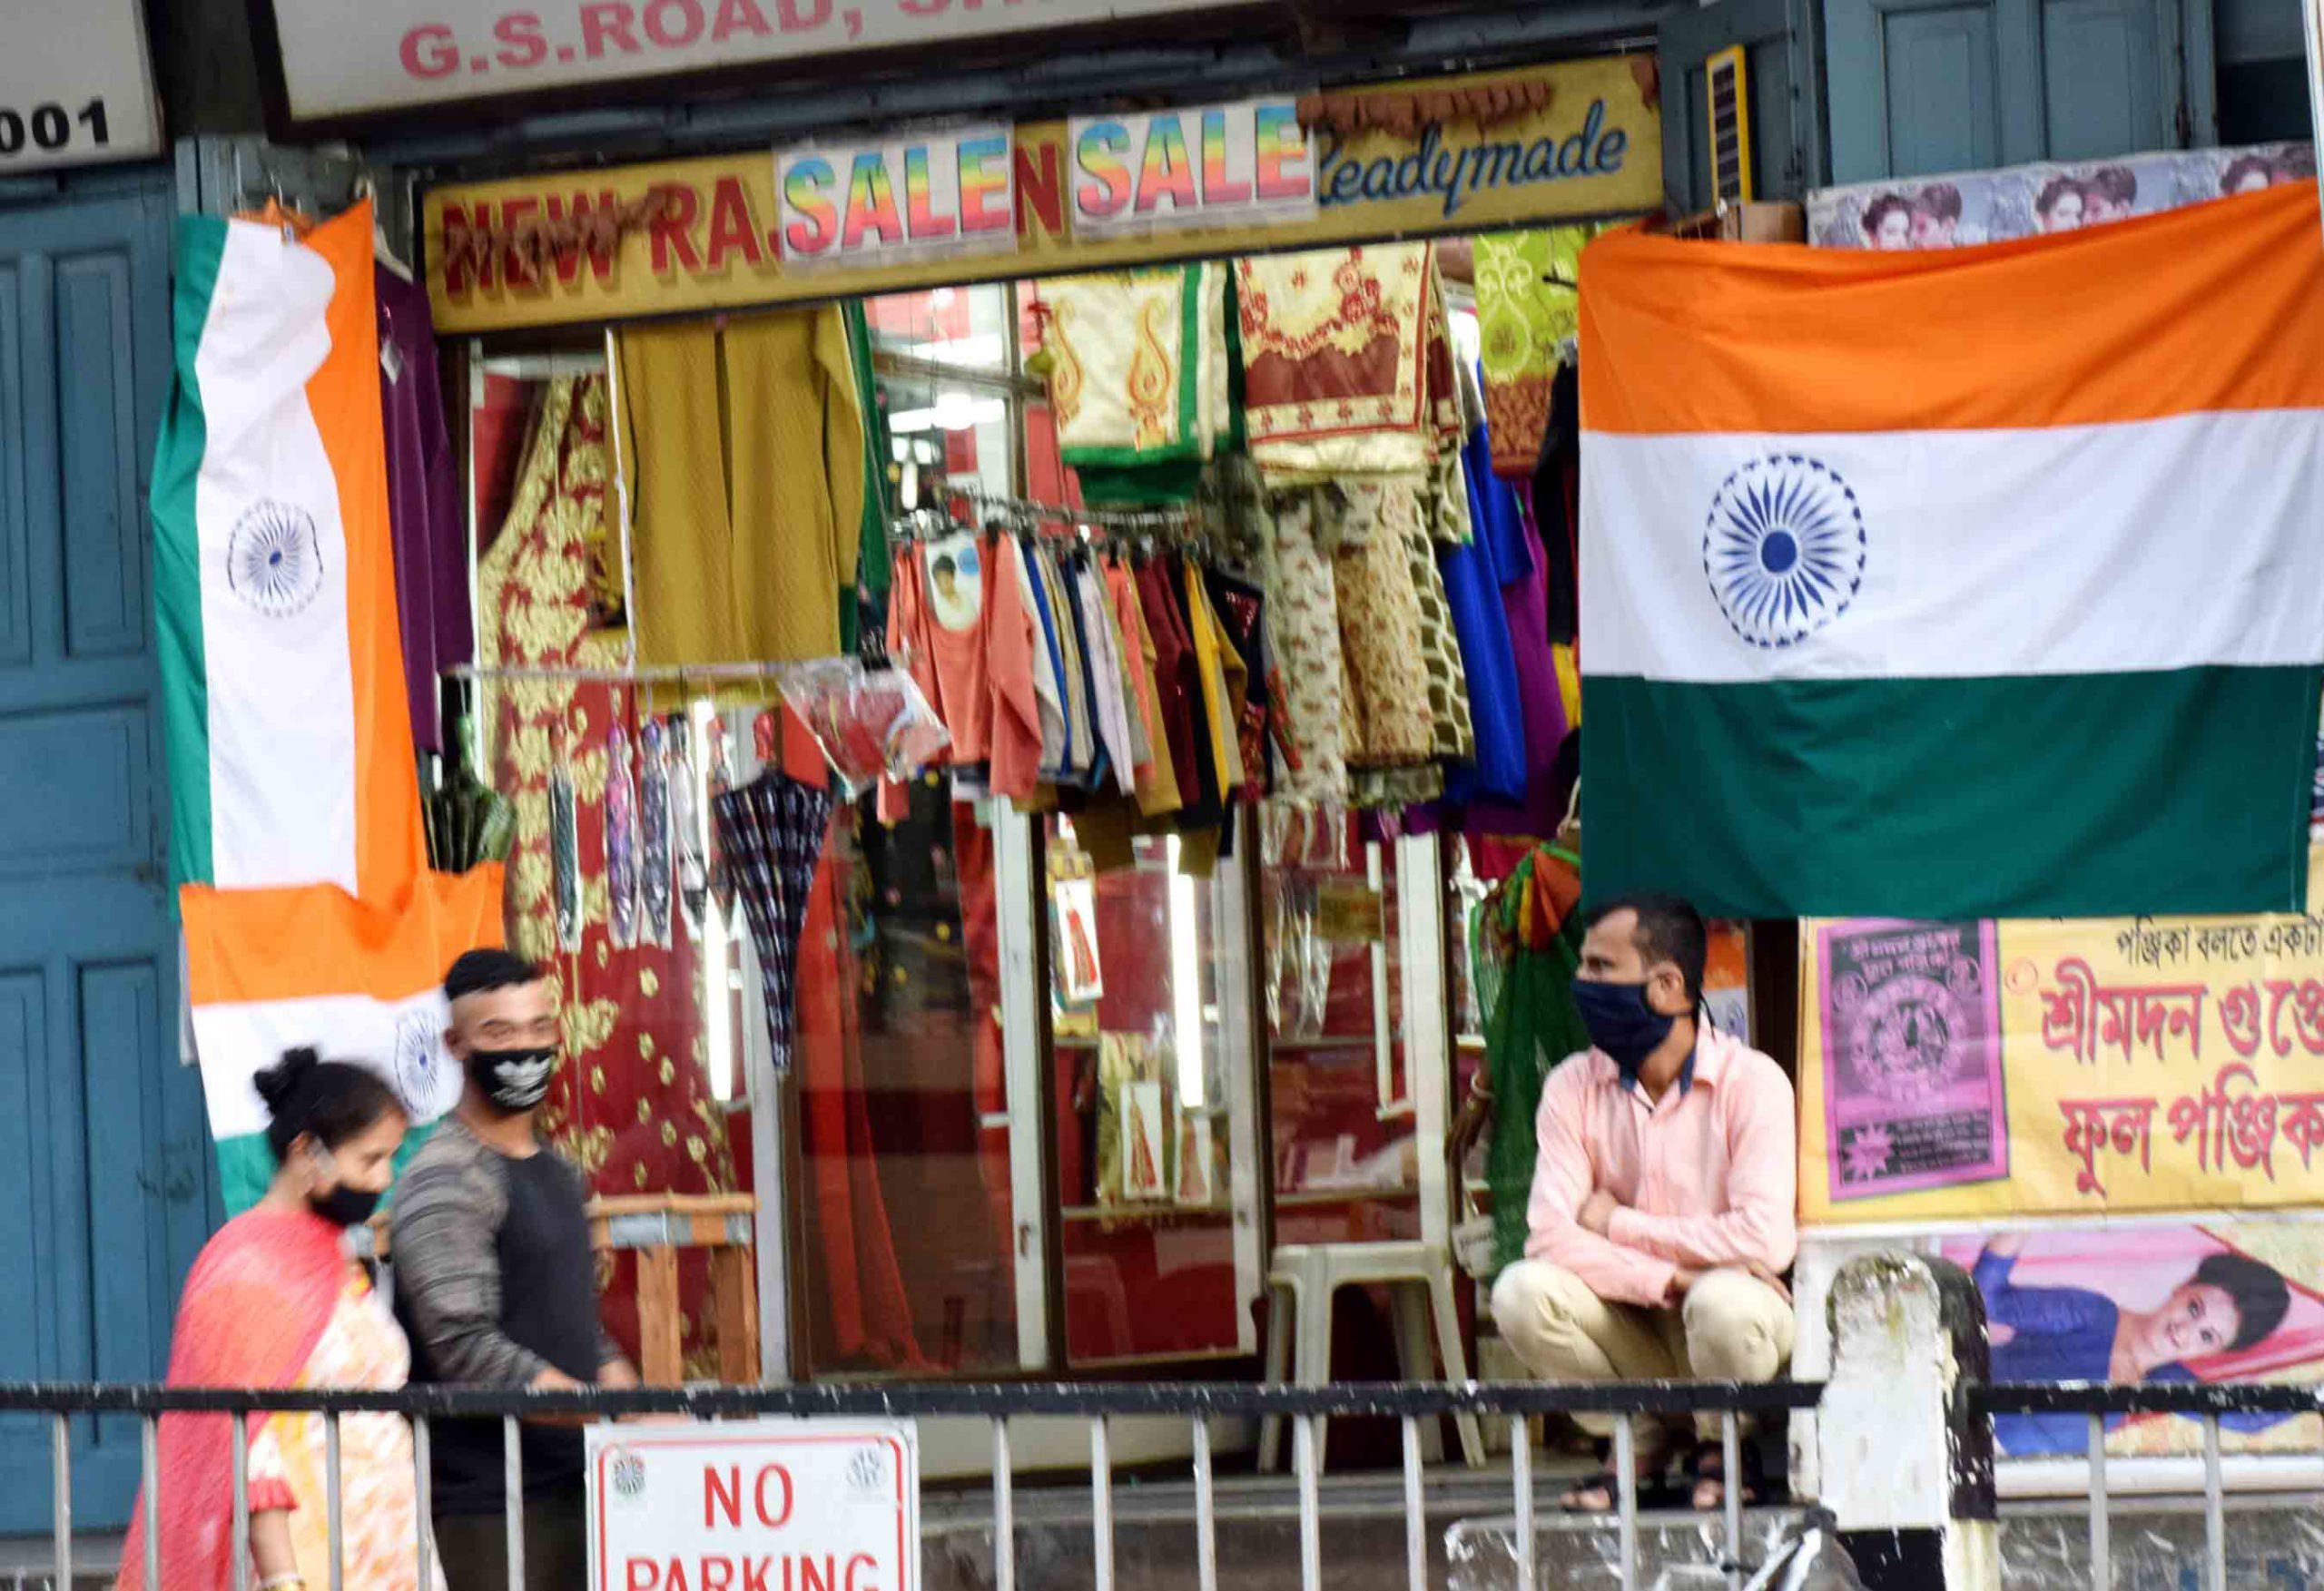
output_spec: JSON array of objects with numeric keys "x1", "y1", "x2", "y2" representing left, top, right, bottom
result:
[
  {"x1": 9, "y1": 1377, "x2": 2321, "y2": 1590},
  {"x1": 5, "y1": 1379, "x2": 1817, "y2": 1591}
]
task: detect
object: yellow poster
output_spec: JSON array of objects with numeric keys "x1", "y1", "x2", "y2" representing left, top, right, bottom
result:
[
  {"x1": 1799, "y1": 848, "x2": 2324, "y2": 1223},
  {"x1": 424, "y1": 58, "x2": 1661, "y2": 332}
]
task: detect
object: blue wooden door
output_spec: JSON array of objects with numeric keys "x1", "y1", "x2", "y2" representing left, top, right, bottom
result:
[
  {"x1": 0, "y1": 178, "x2": 212, "y2": 1535},
  {"x1": 1825, "y1": 0, "x2": 2188, "y2": 182}
]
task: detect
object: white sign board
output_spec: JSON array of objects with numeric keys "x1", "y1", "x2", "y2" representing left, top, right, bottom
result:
[
  {"x1": 0, "y1": 0, "x2": 161, "y2": 172},
  {"x1": 267, "y1": 0, "x2": 1243, "y2": 123},
  {"x1": 774, "y1": 123, "x2": 1017, "y2": 266},
  {"x1": 588, "y1": 1420, "x2": 919, "y2": 1591}
]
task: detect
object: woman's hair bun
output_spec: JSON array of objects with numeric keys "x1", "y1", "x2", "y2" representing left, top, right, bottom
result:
[{"x1": 254, "y1": 1046, "x2": 321, "y2": 1115}]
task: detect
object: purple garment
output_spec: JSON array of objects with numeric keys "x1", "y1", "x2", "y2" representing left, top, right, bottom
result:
[
  {"x1": 378, "y1": 269, "x2": 469, "y2": 753},
  {"x1": 1457, "y1": 479, "x2": 1571, "y2": 840}
]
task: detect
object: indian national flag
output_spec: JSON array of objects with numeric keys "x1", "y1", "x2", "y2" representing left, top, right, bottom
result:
[
  {"x1": 153, "y1": 199, "x2": 426, "y2": 899},
  {"x1": 1580, "y1": 182, "x2": 2324, "y2": 921},
  {"x1": 182, "y1": 867, "x2": 506, "y2": 1213}
]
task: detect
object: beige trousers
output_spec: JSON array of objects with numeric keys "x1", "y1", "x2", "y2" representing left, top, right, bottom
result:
[{"x1": 1490, "y1": 1260, "x2": 1797, "y2": 1446}]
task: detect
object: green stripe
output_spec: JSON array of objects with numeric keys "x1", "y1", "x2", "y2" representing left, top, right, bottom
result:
[
  {"x1": 153, "y1": 216, "x2": 230, "y2": 894},
  {"x1": 214, "y1": 1119, "x2": 440, "y2": 1219},
  {"x1": 1582, "y1": 667, "x2": 2320, "y2": 921}
]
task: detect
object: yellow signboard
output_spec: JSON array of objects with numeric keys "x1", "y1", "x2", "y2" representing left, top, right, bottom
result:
[
  {"x1": 1800, "y1": 849, "x2": 2324, "y2": 1224},
  {"x1": 424, "y1": 58, "x2": 1661, "y2": 332}
]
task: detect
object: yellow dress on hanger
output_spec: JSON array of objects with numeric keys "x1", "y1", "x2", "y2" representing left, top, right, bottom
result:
[{"x1": 616, "y1": 307, "x2": 867, "y2": 666}]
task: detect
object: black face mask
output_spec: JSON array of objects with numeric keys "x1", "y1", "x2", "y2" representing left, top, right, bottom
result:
[
  {"x1": 310, "y1": 1183, "x2": 383, "y2": 1229},
  {"x1": 467, "y1": 1046, "x2": 556, "y2": 1113}
]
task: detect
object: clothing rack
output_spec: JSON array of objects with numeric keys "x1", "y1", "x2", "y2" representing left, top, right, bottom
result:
[
  {"x1": 892, "y1": 483, "x2": 1200, "y2": 543},
  {"x1": 449, "y1": 660, "x2": 795, "y2": 685}
]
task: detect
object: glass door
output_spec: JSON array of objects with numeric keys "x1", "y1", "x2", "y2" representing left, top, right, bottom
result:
[{"x1": 1042, "y1": 817, "x2": 1264, "y2": 1365}]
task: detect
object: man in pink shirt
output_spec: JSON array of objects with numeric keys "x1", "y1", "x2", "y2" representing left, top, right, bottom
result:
[{"x1": 1490, "y1": 894, "x2": 1797, "y2": 1513}]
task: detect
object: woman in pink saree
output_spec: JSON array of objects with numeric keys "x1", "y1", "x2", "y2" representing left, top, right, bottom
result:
[{"x1": 119, "y1": 1049, "x2": 438, "y2": 1591}]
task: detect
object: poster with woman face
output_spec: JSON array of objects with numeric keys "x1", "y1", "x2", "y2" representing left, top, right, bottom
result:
[
  {"x1": 1946, "y1": 1223, "x2": 2324, "y2": 1460},
  {"x1": 1808, "y1": 142, "x2": 2315, "y2": 250}
]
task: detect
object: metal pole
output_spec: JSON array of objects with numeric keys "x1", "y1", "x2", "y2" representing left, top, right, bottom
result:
[
  {"x1": 51, "y1": 1414, "x2": 71, "y2": 1591},
  {"x1": 2201, "y1": 1415, "x2": 2225, "y2": 1591},
  {"x1": 1295, "y1": 1412, "x2": 1323, "y2": 1591},
  {"x1": 1612, "y1": 1413, "x2": 1639, "y2": 1591},
  {"x1": 143, "y1": 1414, "x2": 162, "y2": 1590},
  {"x1": 324, "y1": 1411, "x2": 345, "y2": 1591},
  {"x1": 1400, "y1": 1415, "x2": 1426, "y2": 1591},
  {"x1": 2086, "y1": 1412, "x2": 2109, "y2": 1591},
  {"x1": 1193, "y1": 1417, "x2": 1219, "y2": 1591},
  {"x1": 504, "y1": 1414, "x2": 527, "y2": 1590},
  {"x1": 991, "y1": 1418, "x2": 1016, "y2": 1591},
  {"x1": 1091, "y1": 1418, "x2": 1116, "y2": 1591},
  {"x1": 231, "y1": 1413, "x2": 252, "y2": 1591},
  {"x1": 416, "y1": 1415, "x2": 435, "y2": 1591},
  {"x1": 1511, "y1": 1414, "x2": 1536, "y2": 1591},
  {"x1": 1722, "y1": 1411, "x2": 1744, "y2": 1591}
]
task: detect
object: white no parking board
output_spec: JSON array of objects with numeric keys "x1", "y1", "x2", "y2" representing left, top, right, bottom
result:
[{"x1": 588, "y1": 1420, "x2": 919, "y2": 1591}]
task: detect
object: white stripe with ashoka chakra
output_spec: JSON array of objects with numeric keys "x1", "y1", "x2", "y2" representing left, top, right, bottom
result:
[
  {"x1": 192, "y1": 221, "x2": 361, "y2": 890},
  {"x1": 192, "y1": 989, "x2": 459, "y2": 1143},
  {"x1": 1581, "y1": 408, "x2": 2324, "y2": 683}
]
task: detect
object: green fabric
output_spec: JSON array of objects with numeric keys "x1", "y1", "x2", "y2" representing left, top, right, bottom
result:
[
  {"x1": 1484, "y1": 906, "x2": 1590, "y2": 1276},
  {"x1": 840, "y1": 300, "x2": 891, "y2": 652},
  {"x1": 216, "y1": 1119, "x2": 438, "y2": 1218},
  {"x1": 152, "y1": 214, "x2": 229, "y2": 894},
  {"x1": 1583, "y1": 666, "x2": 2320, "y2": 920}
]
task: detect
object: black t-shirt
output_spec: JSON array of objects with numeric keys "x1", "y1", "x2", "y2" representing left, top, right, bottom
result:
[{"x1": 398, "y1": 1146, "x2": 606, "y2": 1516}]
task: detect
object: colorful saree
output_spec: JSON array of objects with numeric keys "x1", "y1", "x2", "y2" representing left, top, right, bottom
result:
[{"x1": 120, "y1": 1208, "x2": 435, "y2": 1591}]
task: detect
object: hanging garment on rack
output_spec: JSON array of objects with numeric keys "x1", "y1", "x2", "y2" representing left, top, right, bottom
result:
[
  {"x1": 377, "y1": 268, "x2": 468, "y2": 755},
  {"x1": 1440, "y1": 419, "x2": 1532, "y2": 809},
  {"x1": 1403, "y1": 473, "x2": 1475, "y2": 763},
  {"x1": 616, "y1": 307, "x2": 866, "y2": 665},
  {"x1": 1105, "y1": 560, "x2": 1181, "y2": 819},
  {"x1": 1202, "y1": 565, "x2": 1272, "y2": 803},
  {"x1": 1255, "y1": 489, "x2": 1352, "y2": 808},
  {"x1": 1035, "y1": 265, "x2": 1231, "y2": 504},
  {"x1": 841, "y1": 300, "x2": 892, "y2": 652},
  {"x1": 1331, "y1": 480, "x2": 1438, "y2": 769},
  {"x1": 983, "y1": 534, "x2": 1049, "y2": 805},
  {"x1": 1180, "y1": 555, "x2": 1247, "y2": 800},
  {"x1": 1017, "y1": 535, "x2": 1074, "y2": 781},
  {"x1": 475, "y1": 375, "x2": 748, "y2": 1375},
  {"x1": 1237, "y1": 243, "x2": 1437, "y2": 480},
  {"x1": 1472, "y1": 228, "x2": 1595, "y2": 479},
  {"x1": 1531, "y1": 358, "x2": 1581, "y2": 646},
  {"x1": 1074, "y1": 554, "x2": 1141, "y2": 799}
]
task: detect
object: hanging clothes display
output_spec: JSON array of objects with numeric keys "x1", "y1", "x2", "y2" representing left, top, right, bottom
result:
[
  {"x1": 616, "y1": 307, "x2": 868, "y2": 665},
  {"x1": 1477, "y1": 844, "x2": 1589, "y2": 1274},
  {"x1": 1236, "y1": 244, "x2": 1438, "y2": 480},
  {"x1": 1034, "y1": 264, "x2": 1234, "y2": 504},
  {"x1": 1471, "y1": 227, "x2": 1595, "y2": 480},
  {"x1": 377, "y1": 267, "x2": 469, "y2": 755},
  {"x1": 712, "y1": 723, "x2": 835, "y2": 1077},
  {"x1": 475, "y1": 374, "x2": 740, "y2": 1367}
]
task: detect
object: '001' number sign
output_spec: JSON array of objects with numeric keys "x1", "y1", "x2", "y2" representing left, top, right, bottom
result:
[{"x1": 0, "y1": 100, "x2": 116, "y2": 162}]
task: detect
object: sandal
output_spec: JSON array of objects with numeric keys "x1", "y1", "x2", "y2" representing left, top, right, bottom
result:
[
  {"x1": 1558, "y1": 1443, "x2": 1678, "y2": 1514},
  {"x1": 1686, "y1": 1438, "x2": 1764, "y2": 1511}
]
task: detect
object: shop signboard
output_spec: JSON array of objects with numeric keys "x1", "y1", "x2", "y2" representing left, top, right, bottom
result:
[
  {"x1": 1798, "y1": 847, "x2": 2324, "y2": 1225},
  {"x1": 587, "y1": 1420, "x2": 919, "y2": 1591},
  {"x1": 1, "y1": 0, "x2": 161, "y2": 172},
  {"x1": 1066, "y1": 99, "x2": 1316, "y2": 237},
  {"x1": 265, "y1": 0, "x2": 1245, "y2": 124},
  {"x1": 423, "y1": 57, "x2": 1660, "y2": 333},
  {"x1": 775, "y1": 123, "x2": 1016, "y2": 266}
]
